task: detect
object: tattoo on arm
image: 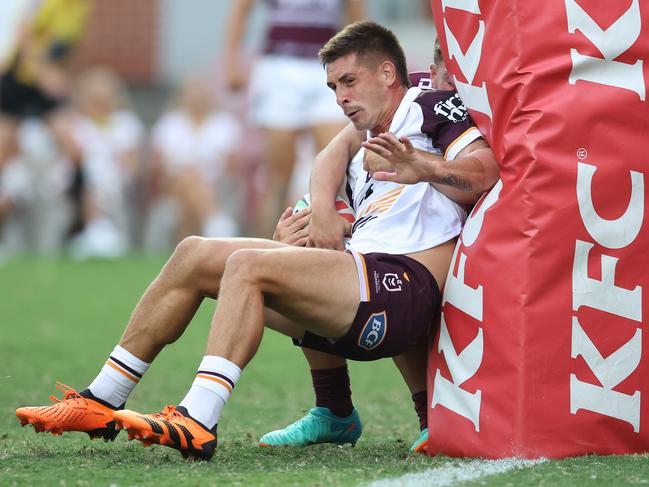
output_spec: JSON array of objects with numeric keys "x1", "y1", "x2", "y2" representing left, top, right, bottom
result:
[{"x1": 441, "y1": 175, "x2": 473, "y2": 191}]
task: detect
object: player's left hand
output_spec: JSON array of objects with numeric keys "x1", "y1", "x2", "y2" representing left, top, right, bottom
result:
[
  {"x1": 362, "y1": 133, "x2": 434, "y2": 184},
  {"x1": 273, "y1": 206, "x2": 311, "y2": 246}
]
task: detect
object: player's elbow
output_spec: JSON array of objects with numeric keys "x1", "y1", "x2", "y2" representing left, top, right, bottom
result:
[{"x1": 472, "y1": 148, "x2": 500, "y2": 193}]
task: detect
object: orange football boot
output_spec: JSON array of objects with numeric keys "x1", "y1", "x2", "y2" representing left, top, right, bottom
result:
[
  {"x1": 113, "y1": 405, "x2": 217, "y2": 460},
  {"x1": 15, "y1": 382, "x2": 119, "y2": 441}
]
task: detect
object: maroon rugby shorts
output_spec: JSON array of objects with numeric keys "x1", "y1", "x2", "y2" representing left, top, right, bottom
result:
[{"x1": 293, "y1": 251, "x2": 441, "y2": 361}]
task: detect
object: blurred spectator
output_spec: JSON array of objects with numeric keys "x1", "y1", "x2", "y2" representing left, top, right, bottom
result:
[
  {"x1": 67, "y1": 67, "x2": 145, "y2": 259},
  {"x1": 146, "y1": 75, "x2": 242, "y2": 247},
  {"x1": 0, "y1": 149, "x2": 34, "y2": 255},
  {"x1": 224, "y1": 0, "x2": 366, "y2": 237},
  {"x1": 0, "y1": 0, "x2": 90, "y2": 253}
]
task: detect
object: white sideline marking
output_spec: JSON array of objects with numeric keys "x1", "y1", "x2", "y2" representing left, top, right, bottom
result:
[{"x1": 364, "y1": 458, "x2": 548, "y2": 487}]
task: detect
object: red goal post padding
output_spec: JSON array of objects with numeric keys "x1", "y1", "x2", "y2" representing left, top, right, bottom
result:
[{"x1": 427, "y1": 0, "x2": 649, "y2": 458}]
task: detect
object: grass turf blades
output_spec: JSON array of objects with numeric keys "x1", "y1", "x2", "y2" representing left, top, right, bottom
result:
[{"x1": 2, "y1": 256, "x2": 649, "y2": 486}]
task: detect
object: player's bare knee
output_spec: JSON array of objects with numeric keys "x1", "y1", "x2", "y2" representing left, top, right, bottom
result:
[
  {"x1": 162, "y1": 236, "x2": 209, "y2": 281},
  {"x1": 171, "y1": 236, "x2": 205, "y2": 263},
  {"x1": 223, "y1": 248, "x2": 266, "y2": 285}
]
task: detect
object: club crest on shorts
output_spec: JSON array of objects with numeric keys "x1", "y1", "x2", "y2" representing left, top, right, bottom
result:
[
  {"x1": 382, "y1": 273, "x2": 402, "y2": 292},
  {"x1": 358, "y1": 312, "x2": 387, "y2": 351}
]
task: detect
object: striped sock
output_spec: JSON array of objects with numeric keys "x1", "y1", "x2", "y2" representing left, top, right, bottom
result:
[
  {"x1": 87, "y1": 345, "x2": 150, "y2": 408},
  {"x1": 178, "y1": 356, "x2": 241, "y2": 430}
]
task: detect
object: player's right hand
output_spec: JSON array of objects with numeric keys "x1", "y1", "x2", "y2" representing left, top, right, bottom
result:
[
  {"x1": 363, "y1": 133, "x2": 437, "y2": 184},
  {"x1": 273, "y1": 207, "x2": 311, "y2": 247},
  {"x1": 307, "y1": 207, "x2": 351, "y2": 251}
]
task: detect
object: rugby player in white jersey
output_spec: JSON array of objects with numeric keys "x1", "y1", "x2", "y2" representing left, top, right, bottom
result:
[
  {"x1": 261, "y1": 38, "x2": 499, "y2": 453},
  {"x1": 15, "y1": 22, "x2": 498, "y2": 461}
]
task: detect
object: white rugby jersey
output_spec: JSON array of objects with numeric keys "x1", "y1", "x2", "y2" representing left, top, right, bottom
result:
[{"x1": 345, "y1": 86, "x2": 482, "y2": 255}]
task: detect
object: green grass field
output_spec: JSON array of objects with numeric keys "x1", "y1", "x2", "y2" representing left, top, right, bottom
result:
[{"x1": 2, "y1": 257, "x2": 649, "y2": 486}]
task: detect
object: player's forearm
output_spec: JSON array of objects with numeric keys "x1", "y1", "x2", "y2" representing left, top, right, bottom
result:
[
  {"x1": 310, "y1": 123, "x2": 362, "y2": 210},
  {"x1": 417, "y1": 147, "x2": 499, "y2": 204},
  {"x1": 310, "y1": 147, "x2": 347, "y2": 211}
]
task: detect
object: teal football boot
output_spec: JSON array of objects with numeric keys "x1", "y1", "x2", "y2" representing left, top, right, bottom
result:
[
  {"x1": 259, "y1": 407, "x2": 362, "y2": 447},
  {"x1": 410, "y1": 427, "x2": 428, "y2": 453}
]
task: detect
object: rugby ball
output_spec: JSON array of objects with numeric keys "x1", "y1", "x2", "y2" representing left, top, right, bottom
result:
[{"x1": 293, "y1": 193, "x2": 355, "y2": 223}]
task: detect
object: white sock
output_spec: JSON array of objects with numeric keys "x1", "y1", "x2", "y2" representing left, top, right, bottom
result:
[
  {"x1": 87, "y1": 345, "x2": 150, "y2": 408},
  {"x1": 179, "y1": 356, "x2": 241, "y2": 430}
]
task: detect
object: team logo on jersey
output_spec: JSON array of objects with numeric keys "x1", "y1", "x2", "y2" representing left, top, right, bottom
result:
[
  {"x1": 382, "y1": 273, "x2": 403, "y2": 292},
  {"x1": 358, "y1": 312, "x2": 387, "y2": 350},
  {"x1": 434, "y1": 93, "x2": 468, "y2": 122}
]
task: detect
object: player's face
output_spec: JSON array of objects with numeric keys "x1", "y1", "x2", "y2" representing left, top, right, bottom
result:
[
  {"x1": 430, "y1": 63, "x2": 455, "y2": 90},
  {"x1": 326, "y1": 53, "x2": 389, "y2": 131}
]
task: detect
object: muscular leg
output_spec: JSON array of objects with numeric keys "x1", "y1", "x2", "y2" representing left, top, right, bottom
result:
[
  {"x1": 120, "y1": 237, "x2": 286, "y2": 362},
  {"x1": 110, "y1": 246, "x2": 358, "y2": 458},
  {"x1": 392, "y1": 340, "x2": 428, "y2": 395},
  {"x1": 206, "y1": 246, "x2": 359, "y2": 367},
  {"x1": 393, "y1": 340, "x2": 429, "y2": 434},
  {"x1": 160, "y1": 246, "x2": 359, "y2": 444},
  {"x1": 77, "y1": 236, "x2": 289, "y2": 410},
  {"x1": 14, "y1": 236, "x2": 290, "y2": 440}
]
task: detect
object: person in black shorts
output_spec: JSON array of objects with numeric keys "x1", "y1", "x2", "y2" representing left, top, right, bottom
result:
[{"x1": 0, "y1": 0, "x2": 90, "y2": 236}]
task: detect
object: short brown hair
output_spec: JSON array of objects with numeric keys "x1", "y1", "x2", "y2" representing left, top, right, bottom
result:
[{"x1": 319, "y1": 21, "x2": 410, "y2": 88}]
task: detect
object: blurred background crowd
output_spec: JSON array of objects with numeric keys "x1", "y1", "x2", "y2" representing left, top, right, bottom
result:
[{"x1": 0, "y1": 0, "x2": 436, "y2": 260}]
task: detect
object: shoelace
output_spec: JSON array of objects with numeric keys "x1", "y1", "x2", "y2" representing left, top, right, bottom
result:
[
  {"x1": 48, "y1": 381, "x2": 84, "y2": 404},
  {"x1": 153, "y1": 405, "x2": 185, "y2": 421}
]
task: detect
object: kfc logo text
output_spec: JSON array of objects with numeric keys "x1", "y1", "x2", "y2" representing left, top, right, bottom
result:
[
  {"x1": 442, "y1": 0, "x2": 493, "y2": 119},
  {"x1": 432, "y1": 179, "x2": 502, "y2": 431},
  {"x1": 571, "y1": 162, "x2": 644, "y2": 432},
  {"x1": 566, "y1": 0, "x2": 646, "y2": 101}
]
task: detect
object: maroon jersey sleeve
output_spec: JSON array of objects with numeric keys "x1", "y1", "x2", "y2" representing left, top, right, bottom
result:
[
  {"x1": 408, "y1": 71, "x2": 433, "y2": 90},
  {"x1": 414, "y1": 90, "x2": 479, "y2": 157}
]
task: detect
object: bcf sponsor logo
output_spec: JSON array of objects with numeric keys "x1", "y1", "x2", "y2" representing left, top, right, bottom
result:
[{"x1": 358, "y1": 312, "x2": 387, "y2": 350}]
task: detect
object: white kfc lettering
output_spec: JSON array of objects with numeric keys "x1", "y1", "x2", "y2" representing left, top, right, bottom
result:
[
  {"x1": 577, "y1": 162, "x2": 644, "y2": 249},
  {"x1": 432, "y1": 316, "x2": 483, "y2": 431},
  {"x1": 443, "y1": 11, "x2": 492, "y2": 119},
  {"x1": 571, "y1": 161, "x2": 644, "y2": 431},
  {"x1": 571, "y1": 318, "x2": 642, "y2": 432},
  {"x1": 573, "y1": 241, "x2": 642, "y2": 322},
  {"x1": 433, "y1": 179, "x2": 501, "y2": 430},
  {"x1": 566, "y1": 0, "x2": 646, "y2": 101},
  {"x1": 441, "y1": 0, "x2": 480, "y2": 14}
]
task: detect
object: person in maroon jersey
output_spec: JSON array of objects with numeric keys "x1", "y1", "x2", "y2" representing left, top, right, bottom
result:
[{"x1": 224, "y1": 0, "x2": 366, "y2": 238}]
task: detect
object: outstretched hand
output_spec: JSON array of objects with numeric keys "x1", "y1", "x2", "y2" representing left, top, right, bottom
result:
[{"x1": 362, "y1": 133, "x2": 435, "y2": 184}]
